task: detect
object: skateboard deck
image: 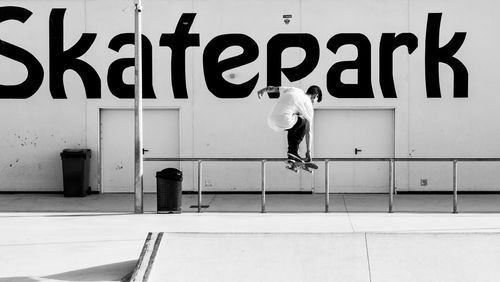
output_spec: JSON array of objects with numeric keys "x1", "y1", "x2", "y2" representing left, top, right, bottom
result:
[{"x1": 285, "y1": 159, "x2": 318, "y2": 173}]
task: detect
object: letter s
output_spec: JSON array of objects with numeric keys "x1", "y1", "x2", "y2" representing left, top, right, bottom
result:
[{"x1": 0, "y1": 6, "x2": 44, "y2": 99}]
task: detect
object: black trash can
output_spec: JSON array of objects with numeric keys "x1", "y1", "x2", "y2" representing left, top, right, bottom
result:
[
  {"x1": 60, "y1": 149, "x2": 91, "y2": 197},
  {"x1": 156, "y1": 168, "x2": 183, "y2": 214}
]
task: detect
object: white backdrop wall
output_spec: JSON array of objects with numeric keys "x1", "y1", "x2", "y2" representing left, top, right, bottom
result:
[{"x1": 1, "y1": 0, "x2": 499, "y2": 192}]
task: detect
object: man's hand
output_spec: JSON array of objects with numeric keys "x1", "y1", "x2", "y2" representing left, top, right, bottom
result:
[
  {"x1": 257, "y1": 86, "x2": 279, "y2": 99},
  {"x1": 257, "y1": 88, "x2": 266, "y2": 99},
  {"x1": 305, "y1": 151, "x2": 311, "y2": 163}
]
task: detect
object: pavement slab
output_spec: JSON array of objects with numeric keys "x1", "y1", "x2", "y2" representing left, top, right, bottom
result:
[{"x1": 1, "y1": 194, "x2": 500, "y2": 281}]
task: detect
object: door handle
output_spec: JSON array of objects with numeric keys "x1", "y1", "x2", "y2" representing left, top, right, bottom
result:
[
  {"x1": 354, "y1": 148, "x2": 362, "y2": 155},
  {"x1": 142, "y1": 148, "x2": 149, "y2": 154}
]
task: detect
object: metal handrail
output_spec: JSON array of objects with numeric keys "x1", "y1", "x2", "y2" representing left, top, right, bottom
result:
[
  {"x1": 145, "y1": 157, "x2": 500, "y2": 162},
  {"x1": 144, "y1": 157, "x2": 500, "y2": 214}
]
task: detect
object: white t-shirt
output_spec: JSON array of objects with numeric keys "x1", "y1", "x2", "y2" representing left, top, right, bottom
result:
[{"x1": 267, "y1": 87, "x2": 314, "y2": 131}]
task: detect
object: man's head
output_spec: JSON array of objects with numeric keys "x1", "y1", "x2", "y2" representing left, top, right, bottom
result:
[{"x1": 306, "y1": 85, "x2": 322, "y2": 104}]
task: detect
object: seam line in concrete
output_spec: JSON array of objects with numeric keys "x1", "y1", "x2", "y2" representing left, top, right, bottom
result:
[
  {"x1": 364, "y1": 233, "x2": 373, "y2": 282},
  {"x1": 207, "y1": 194, "x2": 218, "y2": 209},
  {"x1": 343, "y1": 195, "x2": 356, "y2": 232}
]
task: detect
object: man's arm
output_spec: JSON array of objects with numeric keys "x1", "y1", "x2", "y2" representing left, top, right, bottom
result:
[
  {"x1": 305, "y1": 128, "x2": 312, "y2": 162},
  {"x1": 257, "y1": 86, "x2": 280, "y2": 99}
]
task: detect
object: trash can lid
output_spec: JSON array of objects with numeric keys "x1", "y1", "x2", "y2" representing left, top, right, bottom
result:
[
  {"x1": 60, "y1": 149, "x2": 91, "y2": 158},
  {"x1": 156, "y1": 168, "x2": 183, "y2": 181}
]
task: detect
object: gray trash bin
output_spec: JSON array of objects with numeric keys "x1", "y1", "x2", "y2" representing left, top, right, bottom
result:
[
  {"x1": 156, "y1": 168, "x2": 182, "y2": 213},
  {"x1": 60, "y1": 149, "x2": 91, "y2": 197}
]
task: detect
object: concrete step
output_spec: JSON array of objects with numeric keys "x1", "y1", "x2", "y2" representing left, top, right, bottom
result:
[{"x1": 132, "y1": 232, "x2": 500, "y2": 282}]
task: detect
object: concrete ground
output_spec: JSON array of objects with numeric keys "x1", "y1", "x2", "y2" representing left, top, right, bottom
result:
[{"x1": 1, "y1": 193, "x2": 500, "y2": 281}]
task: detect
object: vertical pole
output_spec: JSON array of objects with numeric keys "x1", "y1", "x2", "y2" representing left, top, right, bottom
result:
[
  {"x1": 325, "y1": 160, "x2": 330, "y2": 213},
  {"x1": 261, "y1": 160, "x2": 266, "y2": 213},
  {"x1": 198, "y1": 160, "x2": 203, "y2": 213},
  {"x1": 389, "y1": 159, "x2": 395, "y2": 213},
  {"x1": 453, "y1": 160, "x2": 458, "y2": 214},
  {"x1": 134, "y1": 0, "x2": 143, "y2": 214}
]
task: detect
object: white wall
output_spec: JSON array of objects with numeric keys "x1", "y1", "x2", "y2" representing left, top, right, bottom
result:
[{"x1": 1, "y1": 0, "x2": 500, "y2": 192}]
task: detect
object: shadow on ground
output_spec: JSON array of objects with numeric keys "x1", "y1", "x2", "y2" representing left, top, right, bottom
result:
[{"x1": 0, "y1": 260, "x2": 136, "y2": 282}]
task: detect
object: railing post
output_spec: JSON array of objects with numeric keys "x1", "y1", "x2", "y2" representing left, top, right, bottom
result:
[
  {"x1": 261, "y1": 160, "x2": 266, "y2": 213},
  {"x1": 198, "y1": 160, "x2": 203, "y2": 213},
  {"x1": 325, "y1": 160, "x2": 330, "y2": 213},
  {"x1": 389, "y1": 159, "x2": 395, "y2": 213},
  {"x1": 453, "y1": 160, "x2": 458, "y2": 213}
]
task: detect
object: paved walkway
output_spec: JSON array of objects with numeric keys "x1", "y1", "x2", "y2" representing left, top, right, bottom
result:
[
  {"x1": 1, "y1": 193, "x2": 500, "y2": 213},
  {"x1": 0, "y1": 193, "x2": 500, "y2": 281}
]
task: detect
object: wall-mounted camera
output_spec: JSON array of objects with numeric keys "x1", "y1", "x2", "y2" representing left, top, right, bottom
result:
[{"x1": 283, "y1": 14, "x2": 292, "y2": 25}]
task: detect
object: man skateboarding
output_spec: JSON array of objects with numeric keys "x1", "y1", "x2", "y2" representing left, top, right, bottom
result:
[{"x1": 257, "y1": 85, "x2": 322, "y2": 163}]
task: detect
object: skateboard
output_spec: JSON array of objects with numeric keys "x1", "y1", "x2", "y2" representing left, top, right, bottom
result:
[{"x1": 285, "y1": 159, "x2": 318, "y2": 173}]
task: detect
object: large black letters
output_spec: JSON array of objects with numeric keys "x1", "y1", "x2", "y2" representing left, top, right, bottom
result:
[
  {"x1": 327, "y1": 34, "x2": 373, "y2": 98},
  {"x1": 380, "y1": 33, "x2": 418, "y2": 98},
  {"x1": 1, "y1": 10, "x2": 471, "y2": 100},
  {"x1": 267, "y1": 34, "x2": 319, "y2": 98},
  {"x1": 160, "y1": 13, "x2": 200, "y2": 99},
  {"x1": 203, "y1": 34, "x2": 259, "y2": 99},
  {"x1": 425, "y1": 13, "x2": 468, "y2": 98},
  {"x1": 0, "y1": 7, "x2": 43, "y2": 99},
  {"x1": 49, "y1": 9, "x2": 100, "y2": 99},
  {"x1": 108, "y1": 34, "x2": 155, "y2": 99}
]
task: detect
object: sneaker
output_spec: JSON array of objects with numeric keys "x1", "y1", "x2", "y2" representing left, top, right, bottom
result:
[{"x1": 287, "y1": 153, "x2": 303, "y2": 162}]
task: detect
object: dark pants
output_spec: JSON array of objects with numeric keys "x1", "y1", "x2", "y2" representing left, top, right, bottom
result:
[{"x1": 286, "y1": 116, "x2": 309, "y2": 156}]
